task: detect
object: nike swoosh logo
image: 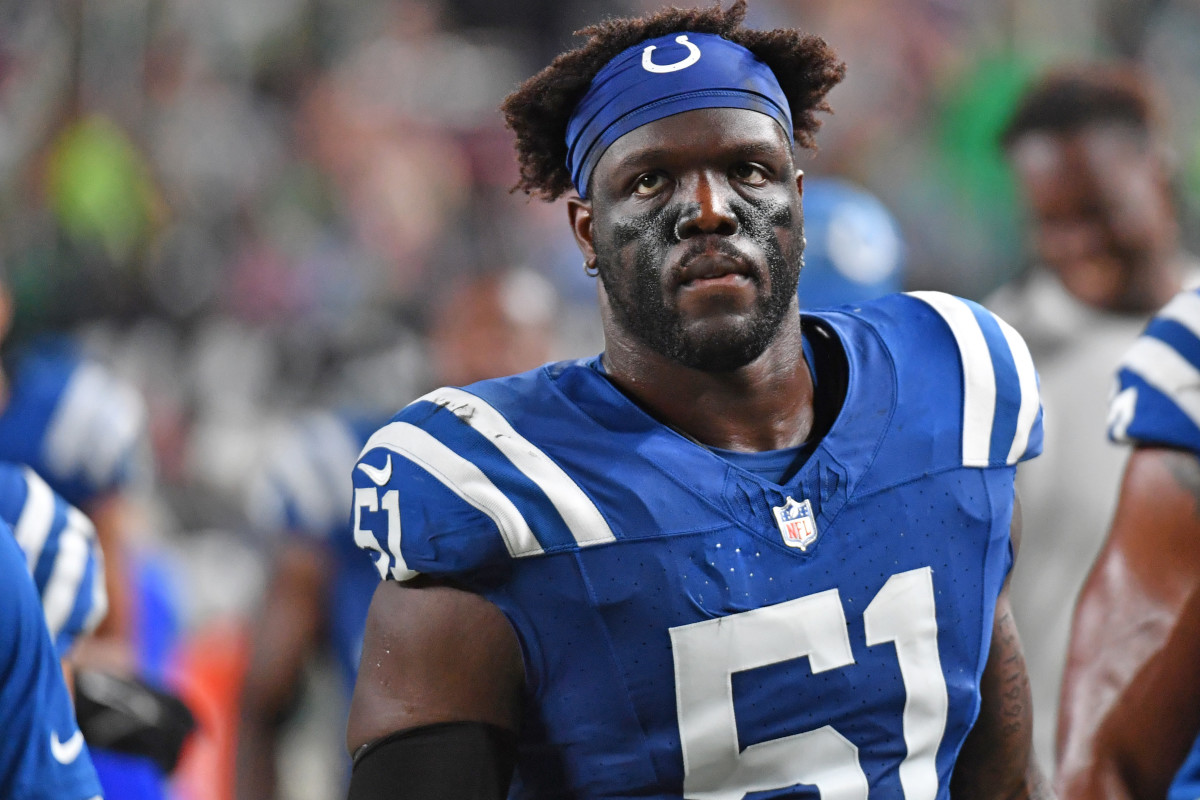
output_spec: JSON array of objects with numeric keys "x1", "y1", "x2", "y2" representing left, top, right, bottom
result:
[
  {"x1": 357, "y1": 454, "x2": 392, "y2": 486},
  {"x1": 50, "y1": 730, "x2": 84, "y2": 764}
]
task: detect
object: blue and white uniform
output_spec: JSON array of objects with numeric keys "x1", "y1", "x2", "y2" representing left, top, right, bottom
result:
[
  {"x1": 249, "y1": 411, "x2": 386, "y2": 694},
  {"x1": 0, "y1": 524, "x2": 103, "y2": 800},
  {"x1": 352, "y1": 292, "x2": 1043, "y2": 799},
  {"x1": 0, "y1": 341, "x2": 158, "y2": 798},
  {"x1": 0, "y1": 341, "x2": 147, "y2": 509},
  {"x1": 1107, "y1": 286, "x2": 1200, "y2": 800},
  {"x1": 0, "y1": 462, "x2": 106, "y2": 657}
]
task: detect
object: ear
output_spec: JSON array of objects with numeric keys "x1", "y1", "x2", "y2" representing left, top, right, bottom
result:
[
  {"x1": 566, "y1": 196, "x2": 596, "y2": 264},
  {"x1": 795, "y1": 168, "x2": 804, "y2": 198}
]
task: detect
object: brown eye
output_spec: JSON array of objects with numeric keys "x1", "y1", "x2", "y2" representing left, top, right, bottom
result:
[
  {"x1": 732, "y1": 163, "x2": 769, "y2": 186},
  {"x1": 634, "y1": 173, "x2": 666, "y2": 195}
]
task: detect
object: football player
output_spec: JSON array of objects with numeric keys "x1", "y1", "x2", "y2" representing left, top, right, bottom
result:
[
  {"x1": 0, "y1": 522, "x2": 103, "y2": 800},
  {"x1": 345, "y1": 2, "x2": 1051, "y2": 797},
  {"x1": 237, "y1": 269, "x2": 559, "y2": 798},
  {"x1": 1057, "y1": 287, "x2": 1200, "y2": 799},
  {"x1": 0, "y1": 461, "x2": 108, "y2": 664}
]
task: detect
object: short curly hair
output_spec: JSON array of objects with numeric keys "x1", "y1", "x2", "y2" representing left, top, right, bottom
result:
[
  {"x1": 501, "y1": 0, "x2": 846, "y2": 200},
  {"x1": 1000, "y1": 63, "x2": 1166, "y2": 151}
]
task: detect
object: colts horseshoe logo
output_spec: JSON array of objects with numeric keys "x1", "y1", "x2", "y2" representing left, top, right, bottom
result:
[{"x1": 642, "y1": 35, "x2": 702, "y2": 73}]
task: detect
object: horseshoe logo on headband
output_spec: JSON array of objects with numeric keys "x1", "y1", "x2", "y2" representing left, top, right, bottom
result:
[{"x1": 642, "y1": 35, "x2": 701, "y2": 73}]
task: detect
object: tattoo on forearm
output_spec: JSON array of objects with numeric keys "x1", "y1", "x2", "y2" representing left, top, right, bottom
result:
[{"x1": 995, "y1": 608, "x2": 1028, "y2": 738}]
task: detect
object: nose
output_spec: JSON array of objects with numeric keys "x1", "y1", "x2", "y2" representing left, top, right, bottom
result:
[{"x1": 674, "y1": 173, "x2": 739, "y2": 240}]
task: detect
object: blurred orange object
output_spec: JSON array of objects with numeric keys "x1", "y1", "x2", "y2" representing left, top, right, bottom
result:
[{"x1": 167, "y1": 617, "x2": 250, "y2": 800}]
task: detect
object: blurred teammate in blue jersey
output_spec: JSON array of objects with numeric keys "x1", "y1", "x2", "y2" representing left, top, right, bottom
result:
[
  {"x1": 341, "y1": 3, "x2": 1052, "y2": 798},
  {"x1": 236, "y1": 269, "x2": 558, "y2": 799},
  {"x1": 0, "y1": 462, "x2": 108, "y2": 663},
  {"x1": 1057, "y1": 287, "x2": 1200, "y2": 800},
  {"x1": 0, "y1": 280, "x2": 186, "y2": 795},
  {"x1": 795, "y1": 177, "x2": 905, "y2": 309},
  {"x1": 0, "y1": 522, "x2": 104, "y2": 800}
]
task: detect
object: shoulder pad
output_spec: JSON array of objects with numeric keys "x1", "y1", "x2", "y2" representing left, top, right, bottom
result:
[
  {"x1": 42, "y1": 359, "x2": 148, "y2": 495},
  {"x1": 351, "y1": 385, "x2": 614, "y2": 582},
  {"x1": 906, "y1": 292, "x2": 1044, "y2": 467},
  {"x1": 1109, "y1": 289, "x2": 1200, "y2": 454},
  {"x1": 247, "y1": 411, "x2": 366, "y2": 539},
  {"x1": 0, "y1": 462, "x2": 106, "y2": 655}
]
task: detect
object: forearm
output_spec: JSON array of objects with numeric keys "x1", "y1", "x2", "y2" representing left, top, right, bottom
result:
[
  {"x1": 951, "y1": 600, "x2": 1054, "y2": 800},
  {"x1": 234, "y1": 714, "x2": 281, "y2": 800}
]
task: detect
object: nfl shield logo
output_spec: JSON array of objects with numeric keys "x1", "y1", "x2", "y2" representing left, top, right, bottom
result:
[{"x1": 772, "y1": 497, "x2": 818, "y2": 551}]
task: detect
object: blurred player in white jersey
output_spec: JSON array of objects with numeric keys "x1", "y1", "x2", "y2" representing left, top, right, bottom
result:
[
  {"x1": 1057, "y1": 286, "x2": 1200, "y2": 800},
  {"x1": 986, "y1": 64, "x2": 1199, "y2": 768}
]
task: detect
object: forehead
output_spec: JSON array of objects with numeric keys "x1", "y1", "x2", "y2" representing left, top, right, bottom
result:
[
  {"x1": 1010, "y1": 126, "x2": 1154, "y2": 187},
  {"x1": 594, "y1": 107, "x2": 793, "y2": 177}
]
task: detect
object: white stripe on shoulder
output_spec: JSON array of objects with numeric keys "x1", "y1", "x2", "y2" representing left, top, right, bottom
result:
[
  {"x1": 995, "y1": 315, "x2": 1040, "y2": 465},
  {"x1": 83, "y1": 538, "x2": 108, "y2": 635},
  {"x1": 14, "y1": 467, "x2": 56, "y2": 568},
  {"x1": 44, "y1": 362, "x2": 108, "y2": 478},
  {"x1": 1120, "y1": 336, "x2": 1200, "y2": 431},
  {"x1": 418, "y1": 388, "x2": 616, "y2": 548},
  {"x1": 907, "y1": 292, "x2": 996, "y2": 467},
  {"x1": 42, "y1": 507, "x2": 94, "y2": 638},
  {"x1": 1155, "y1": 290, "x2": 1200, "y2": 340},
  {"x1": 360, "y1": 421, "x2": 544, "y2": 558}
]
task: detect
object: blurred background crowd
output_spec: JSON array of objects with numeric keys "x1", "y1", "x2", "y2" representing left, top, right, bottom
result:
[{"x1": 5, "y1": 0, "x2": 1200, "y2": 798}]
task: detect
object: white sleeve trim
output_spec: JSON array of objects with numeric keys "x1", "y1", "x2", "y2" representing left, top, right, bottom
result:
[
  {"x1": 360, "y1": 421, "x2": 544, "y2": 558},
  {"x1": 908, "y1": 292, "x2": 997, "y2": 467},
  {"x1": 418, "y1": 387, "x2": 616, "y2": 548}
]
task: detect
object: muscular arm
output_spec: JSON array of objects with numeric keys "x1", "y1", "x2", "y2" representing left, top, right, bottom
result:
[
  {"x1": 235, "y1": 540, "x2": 330, "y2": 800},
  {"x1": 1056, "y1": 447, "x2": 1200, "y2": 800},
  {"x1": 345, "y1": 577, "x2": 524, "y2": 791},
  {"x1": 952, "y1": 497, "x2": 1054, "y2": 800}
]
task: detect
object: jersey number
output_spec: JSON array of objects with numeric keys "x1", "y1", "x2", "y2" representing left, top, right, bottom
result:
[{"x1": 669, "y1": 567, "x2": 948, "y2": 800}]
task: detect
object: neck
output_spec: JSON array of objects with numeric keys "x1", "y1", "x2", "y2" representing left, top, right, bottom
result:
[{"x1": 601, "y1": 316, "x2": 815, "y2": 452}]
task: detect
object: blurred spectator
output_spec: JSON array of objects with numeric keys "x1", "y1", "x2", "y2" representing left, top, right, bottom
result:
[{"x1": 985, "y1": 62, "x2": 1200, "y2": 771}]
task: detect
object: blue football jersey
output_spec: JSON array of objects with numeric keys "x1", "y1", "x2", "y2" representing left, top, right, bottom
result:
[
  {"x1": 0, "y1": 524, "x2": 104, "y2": 800},
  {"x1": 1109, "y1": 288, "x2": 1200, "y2": 455},
  {"x1": 0, "y1": 342, "x2": 147, "y2": 509},
  {"x1": 352, "y1": 291, "x2": 1044, "y2": 799},
  {"x1": 1106, "y1": 287, "x2": 1200, "y2": 800},
  {"x1": 0, "y1": 462, "x2": 106, "y2": 657},
  {"x1": 249, "y1": 410, "x2": 389, "y2": 693}
]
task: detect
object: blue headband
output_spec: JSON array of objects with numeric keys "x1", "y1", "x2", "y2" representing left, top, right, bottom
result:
[{"x1": 564, "y1": 32, "x2": 794, "y2": 198}]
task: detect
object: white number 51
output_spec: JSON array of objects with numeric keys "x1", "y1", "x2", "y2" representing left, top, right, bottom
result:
[{"x1": 670, "y1": 567, "x2": 948, "y2": 800}]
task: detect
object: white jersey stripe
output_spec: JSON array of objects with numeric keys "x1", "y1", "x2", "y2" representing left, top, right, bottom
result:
[
  {"x1": 83, "y1": 539, "x2": 109, "y2": 635},
  {"x1": 42, "y1": 508, "x2": 94, "y2": 639},
  {"x1": 360, "y1": 421, "x2": 544, "y2": 558},
  {"x1": 1155, "y1": 290, "x2": 1200, "y2": 341},
  {"x1": 418, "y1": 388, "x2": 616, "y2": 548},
  {"x1": 1120, "y1": 337, "x2": 1200, "y2": 431},
  {"x1": 14, "y1": 467, "x2": 56, "y2": 568},
  {"x1": 44, "y1": 363, "x2": 108, "y2": 477},
  {"x1": 908, "y1": 292, "x2": 997, "y2": 467},
  {"x1": 996, "y1": 316, "x2": 1040, "y2": 465}
]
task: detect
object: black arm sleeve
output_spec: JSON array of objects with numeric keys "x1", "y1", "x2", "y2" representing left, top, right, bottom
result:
[{"x1": 347, "y1": 721, "x2": 518, "y2": 800}]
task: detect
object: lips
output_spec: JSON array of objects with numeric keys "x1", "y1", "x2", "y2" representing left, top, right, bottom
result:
[{"x1": 675, "y1": 252, "x2": 754, "y2": 288}]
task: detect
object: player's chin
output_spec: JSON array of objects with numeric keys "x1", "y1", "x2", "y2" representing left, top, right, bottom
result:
[{"x1": 673, "y1": 317, "x2": 773, "y2": 372}]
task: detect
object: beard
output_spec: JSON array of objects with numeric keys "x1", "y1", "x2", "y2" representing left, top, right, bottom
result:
[{"x1": 595, "y1": 209, "x2": 803, "y2": 372}]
